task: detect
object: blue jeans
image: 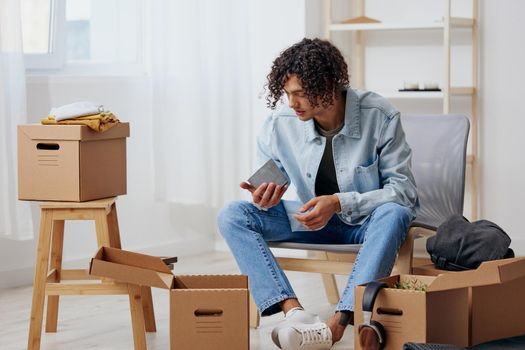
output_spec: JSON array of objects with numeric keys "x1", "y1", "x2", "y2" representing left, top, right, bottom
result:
[{"x1": 217, "y1": 201, "x2": 413, "y2": 316}]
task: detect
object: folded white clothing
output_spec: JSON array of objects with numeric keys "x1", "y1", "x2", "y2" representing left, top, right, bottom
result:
[{"x1": 49, "y1": 101, "x2": 106, "y2": 121}]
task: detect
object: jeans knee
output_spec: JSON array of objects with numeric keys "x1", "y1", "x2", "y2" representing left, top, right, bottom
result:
[
  {"x1": 375, "y1": 202, "x2": 412, "y2": 222},
  {"x1": 217, "y1": 201, "x2": 251, "y2": 238},
  {"x1": 372, "y1": 203, "x2": 413, "y2": 239}
]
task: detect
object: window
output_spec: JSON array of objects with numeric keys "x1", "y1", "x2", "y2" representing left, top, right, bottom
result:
[
  {"x1": 22, "y1": 0, "x2": 143, "y2": 73},
  {"x1": 22, "y1": 0, "x2": 65, "y2": 69},
  {"x1": 21, "y1": 0, "x2": 51, "y2": 54}
]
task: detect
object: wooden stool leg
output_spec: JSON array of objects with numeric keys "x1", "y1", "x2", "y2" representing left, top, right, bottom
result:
[
  {"x1": 45, "y1": 220, "x2": 65, "y2": 332},
  {"x1": 94, "y1": 209, "x2": 111, "y2": 247},
  {"x1": 107, "y1": 203, "x2": 122, "y2": 249},
  {"x1": 128, "y1": 284, "x2": 147, "y2": 350},
  {"x1": 107, "y1": 203, "x2": 156, "y2": 332},
  {"x1": 249, "y1": 294, "x2": 260, "y2": 329},
  {"x1": 140, "y1": 286, "x2": 157, "y2": 332},
  {"x1": 28, "y1": 209, "x2": 54, "y2": 350}
]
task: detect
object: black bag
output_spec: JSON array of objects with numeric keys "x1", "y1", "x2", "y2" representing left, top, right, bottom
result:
[
  {"x1": 404, "y1": 334, "x2": 525, "y2": 350},
  {"x1": 404, "y1": 343, "x2": 465, "y2": 350},
  {"x1": 426, "y1": 214, "x2": 514, "y2": 271}
]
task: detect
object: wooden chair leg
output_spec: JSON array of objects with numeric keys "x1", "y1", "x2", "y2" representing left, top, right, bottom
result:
[
  {"x1": 249, "y1": 294, "x2": 260, "y2": 329},
  {"x1": 128, "y1": 284, "x2": 147, "y2": 350},
  {"x1": 28, "y1": 209, "x2": 53, "y2": 350},
  {"x1": 316, "y1": 252, "x2": 340, "y2": 304},
  {"x1": 107, "y1": 203, "x2": 157, "y2": 332},
  {"x1": 140, "y1": 286, "x2": 157, "y2": 332},
  {"x1": 45, "y1": 220, "x2": 65, "y2": 333}
]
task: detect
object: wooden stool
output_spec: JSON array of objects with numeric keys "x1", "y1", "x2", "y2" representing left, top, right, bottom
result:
[{"x1": 27, "y1": 197, "x2": 155, "y2": 350}]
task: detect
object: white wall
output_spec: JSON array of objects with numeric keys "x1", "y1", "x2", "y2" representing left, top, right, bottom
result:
[{"x1": 478, "y1": 0, "x2": 525, "y2": 253}]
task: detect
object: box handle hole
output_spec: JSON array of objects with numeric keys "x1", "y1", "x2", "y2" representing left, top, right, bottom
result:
[
  {"x1": 377, "y1": 307, "x2": 403, "y2": 316},
  {"x1": 194, "y1": 309, "x2": 223, "y2": 317},
  {"x1": 37, "y1": 143, "x2": 60, "y2": 150}
]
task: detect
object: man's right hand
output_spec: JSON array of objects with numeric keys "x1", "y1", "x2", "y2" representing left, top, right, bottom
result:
[{"x1": 240, "y1": 181, "x2": 288, "y2": 209}]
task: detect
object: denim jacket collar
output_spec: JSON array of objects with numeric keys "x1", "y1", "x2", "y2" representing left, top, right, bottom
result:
[{"x1": 304, "y1": 88, "x2": 361, "y2": 143}]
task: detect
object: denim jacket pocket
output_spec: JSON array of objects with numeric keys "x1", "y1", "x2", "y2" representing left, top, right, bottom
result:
[{"x1": 353, "y1": 156, "x2": 380, "y2": 193}]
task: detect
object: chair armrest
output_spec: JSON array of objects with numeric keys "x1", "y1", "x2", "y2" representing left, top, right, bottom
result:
[
  {"x1": 409, "y1": 226, "x2": 436, "y2": 240},
  {"x1": 395, "y1": 226, "x2": 437, "y2": 274}
]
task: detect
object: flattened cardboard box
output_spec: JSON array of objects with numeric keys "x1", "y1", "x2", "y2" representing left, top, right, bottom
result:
[
  {"x1": 18, "y1": 123, "x2": 129, "y2": 201},
  {"x1": 354, "y1": 258, "x2": 525, "y2": 350},
  {"x1": 89, "y1": 247, "x2": 249, "y2": 350}
]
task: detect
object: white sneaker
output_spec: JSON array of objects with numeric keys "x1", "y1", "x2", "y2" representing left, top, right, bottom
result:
[
  {"x1": 271, "y1": 308, "x2": 320, "y2": 348},
  {"x1": 277, "y1": 321, "x2": 332, "y2": 350}
]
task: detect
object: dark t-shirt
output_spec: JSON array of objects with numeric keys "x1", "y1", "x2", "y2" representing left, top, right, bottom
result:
[{"x1": 315, "y1": 122, "x2": 344, "y2": 196}]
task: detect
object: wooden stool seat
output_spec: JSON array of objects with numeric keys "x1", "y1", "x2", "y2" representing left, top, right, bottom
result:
[{"x1": 28, "y1": 197, "x2": 153, "y2": 350}]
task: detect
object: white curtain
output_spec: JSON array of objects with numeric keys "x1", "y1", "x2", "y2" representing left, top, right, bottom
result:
[
  {"x1": 0, "y1": 0, "x2": 34, "y2": 239},
  {"x1": 151, "y1": 0, "x2": 253, "y2": 208}
]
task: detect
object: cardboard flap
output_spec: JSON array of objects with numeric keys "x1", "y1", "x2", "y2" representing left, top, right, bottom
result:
[
  {"x1": 428, "y1": 257, "x2": 525, "y2": 292},
  {"x1": 100, "y1": 246, "x2": 173, "y2": 274},
  {"x1": 89, "y1": 247, "x2": 176, "y2": 289},
  {"x1": 90, "y1": 258, "x2": 174, "y2": 289},
  {"x1": 18, "y1": 123, "x2": 129, "y2": 141},
  {"x1": 488, "y1": 257, "x2": 525, "y2": 282}
]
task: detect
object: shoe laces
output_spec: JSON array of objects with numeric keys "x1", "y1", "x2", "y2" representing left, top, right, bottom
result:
[{"x1": 298, "y1": 324, "x2": 331, "y2": 346}]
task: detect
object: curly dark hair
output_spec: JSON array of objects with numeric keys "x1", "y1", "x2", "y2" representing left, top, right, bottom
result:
[{"x1": 265, "y1": 38, "x2": 350, "y2": 110}]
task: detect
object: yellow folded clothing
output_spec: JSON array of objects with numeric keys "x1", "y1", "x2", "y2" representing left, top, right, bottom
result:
[{"x1": 41, "y1": 112, "x2": 120, "y2": 132}]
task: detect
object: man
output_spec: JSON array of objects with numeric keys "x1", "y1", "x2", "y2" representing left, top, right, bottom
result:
[{"x1": 217, "y1": 38, "x2": 417, "y2": 350}]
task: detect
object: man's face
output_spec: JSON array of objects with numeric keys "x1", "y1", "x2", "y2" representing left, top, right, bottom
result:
[{"x1": 283, "y1": 75, "x2": 321, "y2": 121}]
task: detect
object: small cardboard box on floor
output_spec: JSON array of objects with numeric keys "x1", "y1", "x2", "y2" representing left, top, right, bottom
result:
[
  {"x1": 354, "y1": 257, "x2": 525, "y2": 350},
  {"x1": 18, "y1": 123, "x2": 129, "y2": 201},
  {"x1": 89, "y1": 247, "x2": 249, "y2": 350}
]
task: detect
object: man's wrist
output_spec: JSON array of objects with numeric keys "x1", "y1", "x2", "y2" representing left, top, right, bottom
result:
[{"x1": 331, "y1": 194, "x2": 342, "y2": 214}]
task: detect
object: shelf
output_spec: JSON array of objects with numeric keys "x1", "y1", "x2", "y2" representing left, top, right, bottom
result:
[
  {"x1": 379, "y1": 91, "x2": 443, "y2": 99},
  {"x1": 330, "y1": 17, "x2": 474, "y2": 32},
  {"x1": 326, "y1": 0, "x2": 479, "y2": 220},
  {"x1": 450, "y1": 87, "x2": 475, "y2": 95},
  {"x1": 376, "y1": 87, "x2": 475, "y2": 99}
]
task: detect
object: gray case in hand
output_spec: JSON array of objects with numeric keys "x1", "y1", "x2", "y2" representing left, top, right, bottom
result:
[{"x1": 247, "y1": 159, "x2": 288, "y2": 188}]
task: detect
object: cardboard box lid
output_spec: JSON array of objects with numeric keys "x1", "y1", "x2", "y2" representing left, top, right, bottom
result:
[
  {"x1": 89, "y1": 246, "x2": 175, "y2": 289},
  {"x1": 174, "y1": 274, "x2": 248, "y2": 289},
  {"x1": 427, "y1": 257, "x2": 525, "y2": 292},
  {"x1": 18, "y1": 122, "x2": 130, "y2": 141}
]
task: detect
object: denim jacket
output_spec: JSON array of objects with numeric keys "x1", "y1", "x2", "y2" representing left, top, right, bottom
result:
[{"x1": 256, "y1": 88, "x2": 418, "y2": 230}]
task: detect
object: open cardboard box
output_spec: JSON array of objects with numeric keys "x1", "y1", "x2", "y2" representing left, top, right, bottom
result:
[
  {"x1": 18, "y1": 123, "x2": 129, "y2": 201},
  {"x1": 89, "y1": 247, "x2": 249, "y2": 350},
  {"x1": 354, "y1": 257, "x2": 525, "y2": 350}
]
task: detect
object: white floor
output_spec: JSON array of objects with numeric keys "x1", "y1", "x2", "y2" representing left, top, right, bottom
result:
[{"x1": 0, "y1": 251, "x2": 355, "y2": 350}]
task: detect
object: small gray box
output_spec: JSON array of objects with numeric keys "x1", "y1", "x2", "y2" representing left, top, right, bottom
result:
[{"x1": 247, "y1": 159, "x2": 288, "y2": 188}]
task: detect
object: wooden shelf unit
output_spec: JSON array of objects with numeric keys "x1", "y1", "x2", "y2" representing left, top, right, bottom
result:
[{"x1": 324, "y1": 0, "x2": 479, "y2": 219}]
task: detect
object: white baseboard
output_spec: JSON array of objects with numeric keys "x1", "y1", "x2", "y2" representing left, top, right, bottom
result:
[{"x1": 0, "y1": 236, "x2": 213, "y2": 289}]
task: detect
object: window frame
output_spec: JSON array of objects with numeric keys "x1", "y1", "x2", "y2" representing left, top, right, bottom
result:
[
  {"x1": 25, "y1": 0, "x2": 146, "y2": 76},
  {"x1": 24, "y1": 0, "x2": 66, "y2": 70}
]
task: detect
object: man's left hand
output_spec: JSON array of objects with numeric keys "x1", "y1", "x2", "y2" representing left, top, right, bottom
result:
[{"x1": 293, "y1": 195, "x2": 341, "y2": 231}]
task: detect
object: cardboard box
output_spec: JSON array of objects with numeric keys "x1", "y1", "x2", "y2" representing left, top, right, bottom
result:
[
  {"x1": 412, "y1": 263, "x2": 448, "y2": 277},
  {"x1": 89, "y1": 247, "x2": 249, "y2": 350},
  {"x1": 412, "y1": 260, "x2": 525, "y2": 345},
  {"x1": 354, "y1": 258, "x2": 525, "y2": 350},
  {"x1": 18, "y1": 123, "x2": 129, "y2": 201}
]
